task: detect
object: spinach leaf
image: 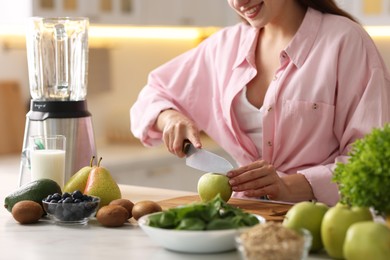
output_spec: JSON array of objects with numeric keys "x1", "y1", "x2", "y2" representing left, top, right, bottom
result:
[
  {"x1": 147, "y1": 194, "x2": 260, "y2": 231},
  {"x1": 176, "y1": 217, "x2": 206, "y2": 230}
]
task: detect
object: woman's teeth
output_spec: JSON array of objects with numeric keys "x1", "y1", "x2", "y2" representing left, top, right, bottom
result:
[{"x1": 246, "y1": 6, "x2": 259, "y2": 15}]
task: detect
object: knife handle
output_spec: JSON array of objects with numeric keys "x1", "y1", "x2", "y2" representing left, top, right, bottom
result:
[{"x1": 183, "y1": 140, "x2": 191, "y2": 154}]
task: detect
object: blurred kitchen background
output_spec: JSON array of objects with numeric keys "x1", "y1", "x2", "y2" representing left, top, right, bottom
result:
[{"x1": 0, "y1": 0, "x2": 390, "y2": 192}]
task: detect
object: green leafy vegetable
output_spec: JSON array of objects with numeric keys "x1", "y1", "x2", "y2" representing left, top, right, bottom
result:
[
  {"x1": 333, "y1": 124, "x2": 390, "y2": 217},
  {"x1": 147, "y1": 194, "x2": 260, "y2": 230}
]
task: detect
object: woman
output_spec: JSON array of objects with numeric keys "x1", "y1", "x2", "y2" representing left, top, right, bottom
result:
[{"x1": 130, "y1": 0, "x2": 390, "y2": 206}]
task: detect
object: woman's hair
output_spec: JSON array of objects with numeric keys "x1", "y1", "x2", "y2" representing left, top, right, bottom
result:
[{"x1": 297, "y1": 0, "x2": 358, "y2": 22}]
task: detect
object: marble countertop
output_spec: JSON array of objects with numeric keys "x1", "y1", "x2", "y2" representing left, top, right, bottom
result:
[{"x1": 0, "y1": 155, "x2": 327, "y2": 260}]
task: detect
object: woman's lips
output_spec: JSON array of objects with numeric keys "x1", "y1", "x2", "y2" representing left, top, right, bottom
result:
[{"x1": 240, "y1": 2, "x2": 263, "y2": 19}]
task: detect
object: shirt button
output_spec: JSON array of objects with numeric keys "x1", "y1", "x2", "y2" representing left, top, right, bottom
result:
[
  {"x1": 273, "y1": 75, "x2": 278, "y2": 81},
  {"x1": 312, "y1": 103, "x2": 318, "y2": 110},
  {"x1": 267, "y1": 106, "x2": 273, "y2": 112},
  {"x1": 267, "y1": 141, "x2": 273, "y2": 147}
]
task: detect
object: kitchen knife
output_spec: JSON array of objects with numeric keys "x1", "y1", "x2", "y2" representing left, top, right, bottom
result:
[{"x1": 184, "y1": 142, "x2": 234, "y2": 174}]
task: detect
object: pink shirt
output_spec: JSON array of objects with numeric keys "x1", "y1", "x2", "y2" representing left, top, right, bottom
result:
[{"x1": 130, "y1": 8, "x2": 390, "y2": 206}]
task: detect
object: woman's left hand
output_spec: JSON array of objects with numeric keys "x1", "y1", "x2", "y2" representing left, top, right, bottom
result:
[
  {"x1": 227, "y1": 160, "x2": 316, "y2": 202},
  {"x1": 227, "y1": 160, "x2": 288, "y2": 200}
]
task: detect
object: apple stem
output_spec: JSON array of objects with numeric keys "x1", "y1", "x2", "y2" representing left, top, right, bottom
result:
[{"x1": 98, "y1": 157, "x2": 103, "y2": 167}]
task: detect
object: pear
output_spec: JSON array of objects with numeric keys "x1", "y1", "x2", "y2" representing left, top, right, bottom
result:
[
  {"x1": 63, "y1": 156, "x2": 96, "y2": 193},
  {"x1": 84, "y1": 157, "x2": 121, "y2": 208}
]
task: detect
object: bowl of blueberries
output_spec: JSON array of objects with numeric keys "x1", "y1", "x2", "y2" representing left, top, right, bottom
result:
[{"x1": 42, "y1": 190, "x2": 100, "y2": 225}]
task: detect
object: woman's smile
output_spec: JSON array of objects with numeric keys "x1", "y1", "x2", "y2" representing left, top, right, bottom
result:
[{"x1": 240, "y1": 1, "x2": 263, "y2": 20}]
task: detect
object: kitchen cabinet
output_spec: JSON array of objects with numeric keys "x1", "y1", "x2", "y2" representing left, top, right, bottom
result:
[
  {"x1": 142, "y1": 0, "x2": 237, "y2": 27},
  {"x1": 29, "y1": 0, "x2": 143, "y2": 25},
  {"x1": 1, "y1": 0, "x2": 390, "y2": 27},
  {"x1": 0, "y1": 0, "x2": 238, "y2": 27},
  {"x1": 336, "y1": 0, "x2": 390, "y2": 25}
]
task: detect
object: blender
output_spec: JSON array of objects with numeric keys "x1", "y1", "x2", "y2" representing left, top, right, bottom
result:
[{"x1": 19, "y1": 17, "x2": 97, "y2": 186}]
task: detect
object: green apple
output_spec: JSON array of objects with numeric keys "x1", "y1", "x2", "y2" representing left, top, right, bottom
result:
[
  {"x1": 197, "y1": 173, "x2": 232, "y2": 202},
  {"x1": 321, "y1": 203, "x2": 373, "y2": 259},
  {"x1": 282, "y1": 201, "x2": 329, "y2": 252},
  {"x1": 343, "y1": 221, "x2": 390, "y2": 260}
]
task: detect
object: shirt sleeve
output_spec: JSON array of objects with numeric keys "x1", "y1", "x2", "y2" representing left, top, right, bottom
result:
[{"x1": 130, "y1": 36, "x2": 220, "y2": 147}]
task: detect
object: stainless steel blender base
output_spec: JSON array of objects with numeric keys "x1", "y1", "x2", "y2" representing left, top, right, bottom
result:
[{"x1": 19, "y1": 102, "x2": 97, "y2": 187}]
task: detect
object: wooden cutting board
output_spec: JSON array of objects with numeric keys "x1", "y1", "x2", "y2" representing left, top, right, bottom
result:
[{"x1": 158, "y1": 195, "x2": 292, "y2": 222}]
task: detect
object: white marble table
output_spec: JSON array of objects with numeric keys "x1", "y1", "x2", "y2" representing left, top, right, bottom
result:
[{"x1": 0, "y1": 155, "x2": 328, "y2": 260}]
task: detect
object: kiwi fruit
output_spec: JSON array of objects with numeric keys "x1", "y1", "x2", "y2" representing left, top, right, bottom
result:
[
  {"x1": 109, "y1": 199, "x2": 134, "y2": 219},
  {"x1": 96, "y1": 205, "x2": 128, "y2": 227},
  {"x1": 12, "y1": 200, "x2": 43, "y2": 224},
  {"x1": 132, "y1": 200, "x2": 162, "y2": 221}
]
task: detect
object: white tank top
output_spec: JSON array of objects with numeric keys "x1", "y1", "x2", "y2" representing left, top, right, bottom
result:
[{"x1": 233, "y1": 86, "x2": 264, "y2": 156}]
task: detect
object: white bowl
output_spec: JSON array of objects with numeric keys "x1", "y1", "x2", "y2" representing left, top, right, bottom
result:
[{"x1": 138, "y1": 212, "x2": 265, "y2": 253}]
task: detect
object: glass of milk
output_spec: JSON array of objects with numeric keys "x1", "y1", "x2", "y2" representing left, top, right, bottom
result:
[{"x1": 30, "y1": 135, "x2": 66, "y2": 188}]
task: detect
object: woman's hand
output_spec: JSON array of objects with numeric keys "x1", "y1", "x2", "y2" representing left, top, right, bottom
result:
[
  {"x1": 227, "y1": 160, "x2": 315, "y2": 202},
  {"x1": 155, "y1": 109, "x2": 202, "y2": 157}
]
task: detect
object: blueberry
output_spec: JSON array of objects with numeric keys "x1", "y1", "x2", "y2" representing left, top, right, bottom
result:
[
  {"x1": 63, "y1": 197, "x2": 74, "y2": 203},
  {"x1": 83, "y1": 203, "x2": 97, "y2": 217},
  {"x1": 62, "y1": 192, "x2": 71, "y2": 199},
  {"x1": 62, "y1": 208, "x2": 73, "y2": 221},
  {"x1": 72, "y1": 190, "x2": 84, "y2": 200},
  {"x1": 82, "y1": 195, "x2": 92, "y2": 202},
  {"x1": 50, "y1": 199, "x2": 58, "y2": 203},
  {"x1": 47, "y1": 203, "x2": 57, "y2": 214},
  {"x1": 74, "y1": 199, "x2": 82, "y2": 203},
  {"x1": 73, "y1": 210, "x2": 84, "y2": 220},
  {"x1": 54, "y1": 205, "x2": 64, "y2": 219},
  {"x1": 52, "y1": 193, "x2": 62, "y2": 201},
  {"x1": 45, "y1": 194, "x2": 53, "y2": 202}
]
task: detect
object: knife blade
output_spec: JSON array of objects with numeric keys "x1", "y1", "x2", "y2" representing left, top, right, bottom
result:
[{"x1": 184, "y1": 142, "x2": 234, "y2": 175}]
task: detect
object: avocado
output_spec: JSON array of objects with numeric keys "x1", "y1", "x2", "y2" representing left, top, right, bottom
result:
[{"x1": 4, "y1": 179, "x2": 62, "y2": 212}]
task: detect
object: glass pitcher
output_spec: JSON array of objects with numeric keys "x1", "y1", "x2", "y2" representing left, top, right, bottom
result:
[{"x1": 26, "y1": 17, "x2": 89, "y2": 101}]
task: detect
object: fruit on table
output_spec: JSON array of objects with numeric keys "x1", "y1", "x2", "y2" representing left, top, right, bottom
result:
[
  {"x1": 96, "y1": 204, "x2": 129, "y2": 227},
  {"x1": 109, "y1": 198, "x2": 134, "y2": 219},
  {"x1": 83, "y1": 157, "x2": 121, "y2": 208},
  {"x1": 321, "y1": 203, "x2": 373, "y2": 259},
  {"x1": 282, "y1": 201, "x2": 328, "y2": 252},
  {"x1": 11, "y1": 200, "x2": 43, "y2": 224},
  {"x1": 197, "y1": 172, "x2": 232, "y2": 202},
  {"x1": 4, "y1": 178, "x2": 62, "y2": 212},
  {"x1": 343, "y1": 221, "x2": 390, "y2": 260},
  {"x1": 63, "y1": 156, "x2": 96, "y2": 193},
  {"x1": 42, "y1": 190, "x2": 100, "y2": 222},
  {"x1": 132, "y1": 200, "x2": 162, "y2": 221}
]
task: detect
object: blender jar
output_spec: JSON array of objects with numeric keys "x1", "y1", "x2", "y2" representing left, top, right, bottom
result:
[{"x1": 26, "y1": 17, "x2": 89, "y2": 101}]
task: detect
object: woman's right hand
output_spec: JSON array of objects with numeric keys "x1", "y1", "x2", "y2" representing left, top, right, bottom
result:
[{"x1": 155, "y1": 109, "x2": 202, "y2": 158}]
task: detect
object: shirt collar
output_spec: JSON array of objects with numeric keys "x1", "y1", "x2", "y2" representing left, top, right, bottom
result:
[
  {"x1": 285, "y1": 7, "x2": 322, "y2": 68},
  {"x1": 233, "y1": 25, "x2": 259, "y2": 69},
  {"x1": 233, "y1": 7, "x2": 323, "y2": 69}
]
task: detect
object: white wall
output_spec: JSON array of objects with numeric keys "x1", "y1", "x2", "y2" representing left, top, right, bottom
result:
[{"x1": 88, "y1": 38, "x2": 197, "y2": 146}]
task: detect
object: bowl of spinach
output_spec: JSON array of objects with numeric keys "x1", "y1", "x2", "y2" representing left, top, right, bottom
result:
[{"x1": 138, "y1": 195, "x2": 265, "y2": 253}]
